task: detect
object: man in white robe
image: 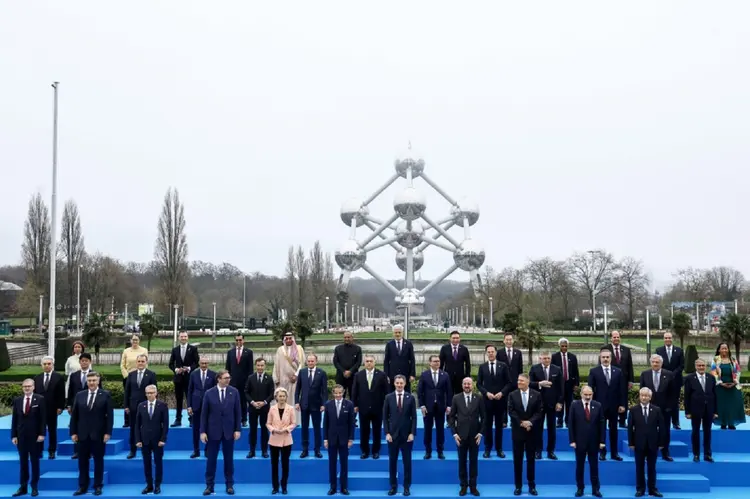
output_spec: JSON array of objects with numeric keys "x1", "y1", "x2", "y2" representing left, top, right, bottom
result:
[{"x1": 273, "y1": 332, "x2": 305, "y2": 399}]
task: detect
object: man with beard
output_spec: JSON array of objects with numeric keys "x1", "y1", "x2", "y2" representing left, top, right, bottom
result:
[
  {"x1": 333, "y1": 332, "x2": 362, "y2": 399},
  {"x1": 273, "y1": 332, "x2": 305, "y2": 402}
]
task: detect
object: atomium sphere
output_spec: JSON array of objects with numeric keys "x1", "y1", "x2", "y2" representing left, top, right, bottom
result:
[
  {"x1": 394, "y1": 156, "x2": 425, "y2": 179},
  {"x1": 451, "y1": 197, "x2": 480, "y2": 227},
  {"x1": 453, "y1": 238, "x2": 486, "y2": 271},
  {"x1": 395, "y1": 222, "x2": 425, "y2": 249},
  {"x1": 393, "y1": 187, "x2": 426, "y2": 221},
  {"x1": 335, "y1": 239, "x2": 367, "y2": 271},
  {"x1": 395, "y1": 288, "x2": 424, "y2": 306},
  {"x1": 340, "y1": 198, "x2": 369, "y2": 228},
  {"x1": 395, "y1": 248, "x2": 424, "y2": 272}
]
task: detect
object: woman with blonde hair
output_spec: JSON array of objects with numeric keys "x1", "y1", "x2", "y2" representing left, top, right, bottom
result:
[
  {"x1": 120, "y1": 334, "x2": 148, "y2": 427},
  {"x1": 711, "y1": 342, "x2": 745, "y2": 430},
  {"x1": 64, "y1": 340, "x2": 85, "y2": 394},
  {"x1": 266, "y1": 387, "x2": 297, "y2": 494}
]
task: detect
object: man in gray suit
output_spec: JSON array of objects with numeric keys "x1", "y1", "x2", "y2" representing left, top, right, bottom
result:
[{"x1": 448, "y1": 377, "x2": 486, "y2": 497}]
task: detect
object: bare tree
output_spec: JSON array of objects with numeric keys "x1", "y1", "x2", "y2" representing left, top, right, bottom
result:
[
  {"x1": 295, "y1": 245, "x2": 310, "y2": 310},
  {"x1": 567, "y1": 250, "x2": 619, "y2": 315},
  {"x1": 705, "y1": 266, "x2": 745, "y2": 301},
  {"x1": 285, "y1": 246, "x2": 297, "y2": 314},
  {"x1": 617, "y1": 257, "x2": 650, "y2": 326},
  {"x1": 526, "y1": 257, "x2": 563, "y2": 321},
  {"x1": 154, "y1": 188, "x2": 189, "y2": 309},
  {"x1": 309, "y1": 241, "x2": 325, "y2": 305},
  {"x1": 495, "y1": 267, "x2": 529, "y2": 315},
  {"x1": 60, "y1": 200, "x2": 85, "y2": 316},
  {"x1": 84, "y1": 253, "x2": 125, "y2": 313},
  {"x1": 21, "y1": 192, "x2": 51, "y2": 290},
  {"x1": 672, "y1": 267, "x2": 711, "y2": 301}
]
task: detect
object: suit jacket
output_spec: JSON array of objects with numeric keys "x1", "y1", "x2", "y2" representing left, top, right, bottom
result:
[
  {"x1": 245, "y1": 372, "x2": 275, "y2": 406},
  {"x1": 70, "y1": 389, "x2": 114, "y2": 441},
  {"x1": 187, "y1": 369, "x2": 217, "y2": 412},
  {"x1": 416, "y1": 369, "x2": 452, "y2": 412},
  {"x1": 66, "y1": 369, "x2": 92, "y2": 408},
  {"x1": 568, "y1": 399, "x2": 605, "y2": 451},
  {"x1": 34, "y1": 371, "x2": 65, "y2": 414},
  {"x1": 448, "y1": 392, "x2": 486, "y2": 441},
  {"x1": 323, "y1": 398, "x2": 356, "y2": 446},
  {"x1": 383, "y1": 339, "x2": 416, "y2": 381},
  {"x1": 683, "y1": 372, "x2": 717, "y2": 418},
  {"x1": 225, "y1": 347, "x2": 254, "y2": 387},
  {"x1": 603, "y1": 344, "x2": 634, "y2": 383},
  {"x1": 655, "y1": 345, "x2": 685, "y2": 387},
  {"x1": 587, "y1": 365, "x2": 628, "y2": 412},
  {"x1": 382, "y1": 391, "x2": 417, "y2": 443},
  {"x1": 551, "y1": 351, "x2": 580, "y2": 387},
  {"x1": 627, "y1": 404, "x2": 667, "y2": 451},
  {"x1": 125, "y1": 369, "x2": 157, "y2": 407},
  {"x1": 507, "y1": 389, "x2": 543, "y2": 441},
  {"x1": 528, "y1": 363, "x2": 564, "y2": 408},
  {"x1": 295, "y1": 367, "x2": 328, "y2": 410},
  {"x1": 134, "y1": 399, "x2": 169, "y2": 446},
  {"x1": 11, "y1": 394, "x2": 46, "y2": 443},
  {"x1": 200, "y1": 385, "x2": 242, "y2": 441},
  {"x1": 169, "y1": 344, "x2": 200, "y2": 381},
  {"x1": 266, "y1": 404, "x2": 296, "y2": 447},
  {"x1": 497, "y1": 348, "x2": 524, "y2": 387},
  {"x1": 638, "y1": 369, "x2": 676, "y2": 410},
  {"x1": 476, "y1": 360, "x2": 511, "y2": 399},
  {"x1": 352, "y1": 369, "x2": 388, "y2": 416},
  {"x1": 439, "y1": 344, "x2": 471, "y2": 380}
]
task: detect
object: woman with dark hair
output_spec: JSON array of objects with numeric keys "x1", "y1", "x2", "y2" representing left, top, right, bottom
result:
[
  {"x1": 710, "y1": 342, "x2": 745, "y2": 430},
  {"x1": 65, "y1": 341, "x2": 85, "y2": 394}
]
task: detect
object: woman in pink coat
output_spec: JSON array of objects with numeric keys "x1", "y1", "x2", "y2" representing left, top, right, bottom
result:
[{"x1": 267, "y1": 387, "x2": 297, "y2": 494}]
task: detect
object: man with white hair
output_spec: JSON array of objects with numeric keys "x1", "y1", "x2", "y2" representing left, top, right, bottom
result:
[
  {"x1": 627, "y1": 387, "x2": 667, "y2": 498},
  {"x1": 551, "y1": 338, "x2": 579, "y2": 428},
  {"x1": 383, "y1": 325, "x2": 416, "y2": 393},
  {"x1": 33, "y1": 356, "x2": 65, "y2": 459},
  {"x1": 638, "y1": 355, "x2": 676, "y2": 462}
]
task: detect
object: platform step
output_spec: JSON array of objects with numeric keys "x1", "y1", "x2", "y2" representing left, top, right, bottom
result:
[
  {"x1": 40, "y1": 471, "x2": 110, "y2": 488},
  {"x1": 620, "y1": 440, "x2": 689, "y2": 458},
  {"x1": 57, "y1": 439, "x2": 126, "y2": 455},
  {"x1": 659, "y1": 474, "x2": 710, "y2": 493},
  {"x1": 341, "y1": 471, "x2": 390, "y2": 488}
]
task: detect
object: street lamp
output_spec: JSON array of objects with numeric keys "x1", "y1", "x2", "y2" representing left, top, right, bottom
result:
[
  {"x1": 172, "y1": 304, "x2": 179, "y2": 347},
  {"x1": 335, "y1": 299, "x2": 339, "y2": 326},
  {"x1": 325, "y1": 296, "x2": 330, "y2": 333},
  {"x1": 48, "y1": 82, "x2": 60, "y2": 358},
  {"x1": 86, "y1": 299, "x2": 90, "y2": 322},
  {"x1": 242, "y1": 275, "x2": 246, "y2": 328},
  {"x1": 38, "y1": 295, "x2": 44, "y2": 335},
  {"x1": 212, "y1": 302, "x2": 217, "y2": 349},
  {"x1": 76, "y1": 265, "x2": 81, "y2": 334},
  {"x1": 489, "y1": 297, "x2": 494, "y2": 330}
]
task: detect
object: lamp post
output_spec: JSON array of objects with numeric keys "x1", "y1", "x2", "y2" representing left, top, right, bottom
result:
[
  {"x1": 325, "y1": 296, "x2": 329, "y2": 333},
  {"x1": 173, "y1": 304, "x2": 179, "y2": 347},
  {"x1": 38, "y1": 295, "x2": 44, "y2": 335},
  {"x1": 86, "y1": 299, "x2": 90, "y2": 322},
  {"x1": 212, "y1": 302, "x2": 217, "y2": 349},
  {"x1": 587, "y1": 250, "x2": 601, "y2": 338},
  {"x1": 242, "y1": 275, "x2": 246, "y2": 328},
  {"x1": 76, "y1": 265, "x2": 81, "y2": 334},
  {"x1": 603, "y1": 303, "x2": 608, "y2": 342},
  {"x1": 489, "y1": 297, "x2": 494, "y2": 330},
  {"x1": 124, "y1": 303, "x2": 128, "y2": 331},
  {"x1": 335, "y1": 300, "x2": 339, "y2": 326},
  {"x1": 646, "y1": 309, "x2": 652, "y2": 358},
  {"x1": 48, "y1": 81, "x2": 60, "y2": 358}
]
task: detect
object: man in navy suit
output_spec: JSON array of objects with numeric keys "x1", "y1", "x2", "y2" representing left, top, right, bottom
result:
[
  {"x1": 34, "y1": 355, "x2": 65, "y2": 460},
  {"x1": 187, "y1": 357, "x2": 216, "y2": 458},
  {"x1": 225, "y1": 334, "x2": 253, "y2": 427},
  {"x1": 639, "y1": 354, "x2": 677, "y2": 461},
  {"x1": 66, "y1": 353, "x2": 93, "y2": 460},
  {"x1": 683, "y1": 358, "x2": 717, "y2": 462},
  {"x1": 383, "y1": 325, "x2": 416, "y2": 393},
  {"x1": 476, "y1": 344, "x2": 511, "y2": 458},
  {"x1": 169, "y1": 331, "x2": 200, "y2": 427},
  {"x1": 134, "y1": 384, "x2": 169, "y2": 494},
  {"x1": 587, "y1": 349, "x2": 627, "y2": 461},
  {"x1": 323, "y1": 385, "x2": 356, "y2": 495},
  {"x1": 70, "y1": 372, "x2": 114, "y2": 496},
  {"x1": 603, "y1": 331, "x2": 634, "y2": 428},
  {"x1": 295, "y1": 353, "x2": 328, "y2": 458},
  {"x1": 244, "y1": 358, "x2": 275, "y2": 458},
  {"x1": 417, "y1": 355, "x2": 452, "y2": 459},
  {"x1": 655, "y1": 332, "x2": 685, "y2": 430},
  {"x1": 568, "y1": 386, "x2": 605, "y2": 498},
  {"x1": 383, "y1": 375, "x2": 417, "y2": 496},
  {"x1": 439, "y1": 331, "x2": 472, "y2": 396},
  {"x1": 352, "y1": 355, "x2": 389, "y2": 459},
  {"x1": 528, "y1": 352, "x2": 563, "y2": 460},
  {"x1": 11, "y1": 379, "x2": 46, "y2": 497},
  {"x1": 551, "y1": 338, "x2": 580, "y2": 428},
  {"x1": 125, "y1": 354, "x2": 157, "y2": 459},
  {"x1": 508, "y1": 374, "x2": 543, "y2": 496},
  {"x1": 627, "y1": 387, "x2": 667, "y2": 498},
  {"x1": 497, "y1": 333, "x2": 523, "y2": 427},
  {"x1": 200, "y1": 370, "x2": 242, "y2": 495}
]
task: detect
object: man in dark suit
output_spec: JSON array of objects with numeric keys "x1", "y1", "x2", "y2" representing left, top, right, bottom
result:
[
  {"x1": 655, "y1": 332, "x2": 685, "y2": 430},
  {"x1": 70, "y1": 371, "x2": 114, "y2": 496},
  {"x1": 169, "y1": 331, "x2": 200, "y2": 427},
  {"x1": 66, "y1": 353, "x2": 93, "y2": 460},
  {"x1": 352, "y1": 355, "x2": 388, "y2": 459},
  {"x1": 528, "y1": 352, "x2": 563, "y2": 460},
  {"x1": 323, "y1": 385, "x2": 356, "y2": 495},
  {"x1": 603, "y1": 331, "x2": 634, "y2": 427},
  {"x1": 295, "y1": 353, "x2": 328, "y2": 458},
  {"x1": 125, "y1": 354, "x2": 157, "y2": 459},
  {"x1": 187, "y1": 357, "x2": 216, "y2": 458},
  {"x1": 476, "y1": 344, "x2": 511, "y2": 458},
  {"x1": 497, "y1": 333, "x2": 523, "y2": 427},
  {"x1": 383, "y1": 375, "x2": 417, "y2": 496},
  {"x1": 200, "y1": 370, "x2": 242, "y2": 496},
  {"x1": 383, "y1": 325, "x2": 416, "y2": 393},
  {"x1": 551, "y1": 338, "x2": 580, "y2": 428},
  {"x1": 568, "y1": 386, "x2": 605, "y2": 498},
  {"x1": 588, "y1": 349, "x2": 627, "y2": 461},
  {"x1": 134, "y1": 384, "x2": 169, "y2": 494},
  {"x1": 333, "y1": 332, "x2": 362, "y2": 399},
  {"x1": 684, "y1": 358, "x2": 717, "y2": 462},
  {"x1": 34, "y1": 356, "x2": 65, "y2": 459},
  {"x1": 417, "y1": 355, "x2": 452, "y2": 459},
  {"x1": 11, "y1": 378, "x2": 46, "y2": 497},
  {"x1": 508, "y1": 374, "x2": 543, "y2": 496},
  {"x1": 225, "y1": 334, "x2": 253, "y2": 427},
  {"x1": 244, "y1": 357, "x2": 274, "y2": 458},
  {"x1": 627, "y1": 387, "x2": 667, "y2": 498},
  {"x1": 448, "y1": 377, "x2": 485, "y2": 497},
  {"x1": 639, "y1": 355, "x2": 676, "y2": 461},
  {"x1": 439, "y1": 331, "x2": 471, "y2": 396}
]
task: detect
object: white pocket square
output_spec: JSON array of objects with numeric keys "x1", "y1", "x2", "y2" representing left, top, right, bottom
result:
[{"x1": 31, "y1": 405, "x2": 39, "y2": 408}]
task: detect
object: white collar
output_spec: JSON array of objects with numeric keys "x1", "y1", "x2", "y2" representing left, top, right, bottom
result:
[
  {"x1": 432, "y1": 369, "x2": 439, "y2": 375},
  {"x1": 395, "y1": 391, "x2": 404, "y2": 396},
  {"x1": 642, "y1": 404, "x2": 649, "y2": 410},
  {"x1": 520, "y1": 390, "x2": 529, "y2": 396}
]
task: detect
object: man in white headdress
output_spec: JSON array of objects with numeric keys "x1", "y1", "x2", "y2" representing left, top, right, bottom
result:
[{"x1": 273, "y1": 332, "x2": 305, "y2": 398}]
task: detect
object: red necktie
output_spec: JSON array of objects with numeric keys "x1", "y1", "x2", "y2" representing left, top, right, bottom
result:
[
  {"x1": 584, "y1": 402, "x2": 590, "y2": 422},
  {"x1": 236, "y1": 348, "x2": 241, "y2": 364},
  {"x1": 24, "y1": 397, "x2": 30, "y2": 415},
  {"x1": 397, "y1": 393, "x2": 403, "y2": 412},
  {"x1": 563, "y1": 355, "x2": 569, "y2": 381},
  {"x1": 615, "y1": 347, "x2": 620, "y2": 363}
]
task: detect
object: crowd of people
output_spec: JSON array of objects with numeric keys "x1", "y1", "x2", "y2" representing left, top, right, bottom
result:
[{"x1": 8, "y1": 326, "x2": 747, "y2": 498}]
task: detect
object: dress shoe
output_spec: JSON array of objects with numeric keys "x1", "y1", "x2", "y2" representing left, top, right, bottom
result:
[
  {"x1": 529, "y1": 488, "x2": 538, "y2": 496},
  {"x1": 361, "y1": 453, "x2": 369, "y2": 459},
  {"x1": 513, "y1": 489, "x2": 521, "y2": 496},
  {"x1": 575, "y1": 489, "x2": 584, "y2": 498},
  {"x1": 611, "y1": 455, "x2": 623, "y2": 461},
  {"x1": 341, "y1": 489, "x2": 350, "y2": 496},
  {"x1": 300, "y1": 450, "x2": 309, "y2": 458},
  {"x1": 618, "y1": 423, "x2": 627, "y2": 428},
  {"x1": 170, "y1": 420, "x2": 182, "y2": 427},
  {"x1": 315, "y1": 451, "x2": 324, "y2": 458},
  {"x1": 202, "y1": 487, "x2": 213, "y2": 495},
  {"x1": 705, "y1": 455, "x2": 714, "y2": 462},
  {"x1": 49, "y1": 451, "x2": 56, "y2": 459},
  {"x1": 282, "y1": 487, "x2": 288, "y2": 495},
  {"x1": 327, "y1": 488, "x2": 336, "y2": 495},
  {"x1": 154, "y1": 486, "x2": 161, "y2": 494},
  {"x1": 437, "y1": 451, "x2": 445, "y2": 460},
  {"x1": 190, "y1": 451, "x2": 200, "y2": 458},
  {"x1": 535, "y1": 451, "x2": 542, "y2": 459},
  {"x1": 127, "y1": 451, "x2": 137, "y2": 459},
  {"x1": 556, "y1": 422, "x2": 563, "y2": 428},
  {"x1": 387, "y1": 488, "x2": 396, "y2": 496},
  {"x1": 71, "y1": 453, "x2": 78, "y2": 459},
  {"x1": 247, "y1": 451, "x2": 255, "y2": 458},
  {"x1": 459, "y1": 486, "x2": 467, "y2": 496},
  {"x1": 729, "y1": 425, "x2": 736, "y2": 430},
  {"x1": 372, "y1": 453, "x2": 379, "y2": 459},
  {"x1": 226, "y1": 487, "x2": 235, "y2": 495},
  {"x1": 497, "y1": 451, "x2": 505, "y2": 458},
  {"x1": 424, "y1": 452, "x2": 432, "y2": 459},
  {"x1": 592, "y1": 490, "x2": 602, "y2": 498},
  {"x1": 123, "y1": 423, "x2": 130, "y2": 428},
  {"x1": 31, "y1": 490, "x2": 38, "y2": 497},
  {"x1": 93, "y1": 487, "x2": 103, "y2": 496},
  {"x1": 403, "y1": 487, "x2": 410, "y2": 496},
  {"x1": 599, "y1": 453, "x2": 607, "y2": 461},
  {"x1": 648, "y1": 490, "x2": 663, "y2": 497},
  {"x1": 11, "y1": 488, "x2": 27, "y2": 497},
  {"x1": 693, "y1": 455, "x2": 700, "y2": 462},
  {"x1": 483, "y1": 450, "x2": 490, "y2": 458},
  {"x1": 662, "y1": 455, "x2": 674, "y2": 462},
  {"x1": 142, "y1": 486, "x2": 154, "y2": 494},
  {"x1": 547, "y1": 452, "x2": 558, "y2": 460},
  {"x1": 262, "y1": 451, "x2": 269, "y2": 458},
  {"x1": 271, "y1": 489, "x2": 279, "y2": 495},
  {"x1": 635, "y1": 491, "x2": 645, "y2": 497},
  {"x1": 470, "y1": 487, "x2": 480, "y2": 496},
  {"x1": 73, "y1": 488, "x2": 87, "y2": 496},
  {"x1": 673, "y1": 424, "x2": 681, "y2": 430},
  {"x1": 242, "y1": 421, "x2": 248, "y2": 427}
]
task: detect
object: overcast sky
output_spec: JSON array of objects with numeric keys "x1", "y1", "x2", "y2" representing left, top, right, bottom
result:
[{"x1": 1, "y1": 1, "x2": 749, "y2": 290}]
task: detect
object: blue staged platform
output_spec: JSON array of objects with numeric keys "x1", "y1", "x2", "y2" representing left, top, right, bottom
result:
[{"x1": 0, "y1": 410, "x2": 748, "y2": 498}]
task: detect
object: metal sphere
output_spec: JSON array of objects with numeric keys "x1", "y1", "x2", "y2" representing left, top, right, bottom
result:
[
  {"x1": 394, "y1": 157, "x2": 425, "y2": 179},
  {"x1": 395, "y1": 222, "x2": 424, "y2": 249},
  {"x1": 451, "y1": 198, "x2": 480, "y2": 227},
  {"x1": 453, "y1": 238, "x2": 486, "y2": 271},
  {"x1": 395, "y1": 288, "x2": 424, "y2": 306},
  {"x1": 395, "y1": 248, "x2": 424, "y2": 272},
  {"x1": 340, "y1": 198, "x2": 369, "y2": 228},
  {"x1": 335, "y1": 239, "x2": 367, "y2": 271},
  {"x1": 393, "y1": 187, "x2": 426, "y2": 221}
]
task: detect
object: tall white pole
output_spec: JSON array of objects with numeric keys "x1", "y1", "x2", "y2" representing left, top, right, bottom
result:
[
  {"x1": 242, "y1": 275, "x2": 246, "y2": 328},
  {"x1": 592, "y1": 293, "x2": 597, "y2": 335},
  {"x1": 212, "y1": 302, "x2": 217, "y2": 349},
  {"x1": 735, "y1": 299, "x2": 739, "y2": 314},
  {"x1": 124, "y1": 303, "x2": 128, "y2": 330},
  {"x1": 76, "y1": 265, "x2": 81, "y2": 334},
  {"x1": 48, "y1": 81, "x2": 60, "y2": 357},
  {"x1": 325, "y1": 296, "x2": 329, "y2": 332},
  {"x1": 86, "y1": 299, "x2": 90, "y2": 321},
  {"x1": 603, "y1": 302, "x2": 608, "y2": 342},
  {"x1": 646, "y1": 309, "x2": 651, "y2": 357},
  {"x1": 335, "y1": 300, "x2": 339, "y2": 325},
  {"x1": 173, "y1": 304, "x2": 179, "y2": 347},
  {"x1": 39, "y1": 295, "x2": 44, "y2": 335},
  {"x1": 489, "y1": 297, "x2": 493, "y2": 330}
]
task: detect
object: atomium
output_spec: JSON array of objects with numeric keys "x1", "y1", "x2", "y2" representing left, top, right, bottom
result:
[
  {"x1": 396, "y1": 248, "x2": 424, "y2": 272},
  {"x1": 334, "y1": 239, "x2": 366, "y2": 271}
]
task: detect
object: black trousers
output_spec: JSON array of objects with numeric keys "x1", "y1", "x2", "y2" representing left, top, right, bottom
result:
[
  {"x1": 388, "y1": 440, "x2": 413, "y2": 488},
  {"x1": 248, "y1": 405, "x2": 270, "y2": 452},
  {"x1": 575, "y1": 448, "x2": 600, "y2": 490},
  {"x1": 174, "y1": 376, "x2": 189, "y2": 421},
  {"x1": 270, "y1": 445, "x2": 291, "y2": 489},
  {"x1": 328, "y1": 444, "x2": 349, "y2": 489},
  {"x1": 128, "y1": 400, "x2": 146, "y2": 452},
  {"x1": 656, "y1": 406, "x2": 672, "y2": 455},
  {"x1": 557, "y1": 381, "x2": 576, "y2": 426},
  {"x1": 483, "y1": 399, "x2": 503, "y2": 452},
  {"x1": 618, "y1": 404, "x2": 628, "y2": 426},
  {"x1": 512, "y1": 438, "x2": 536, "y2": 488},
  {"x1": 231, "y1": 382, "x2": 248, "y2": 424},
  {"x1": 141, "y1": 443, "x2": 164, "y2": 486},
  {"x1": 457, "y1": 437, "x2": 479, "y2": 488},
  {"x1": 45, "y1": 411, "x2": 59, "y2": 452},
  {"x1": 536, "y1": 406, "x2": 557, "y2": 453},
  {"x1": 336, "y1": 374, "x2": 355, "y2": 399},
  {"x1": 448, "y1": 374, "x2": 463, "y2": 398},
  {"x1": 602, "y1": 409, "x2": 621, "y2": 457},
  {"x1": 423, "y1": 405, "x2": 446, "y2": 453},
  {"x1": 122, "y1": 378, "x2": 130, "y2": 426},
  {"x1": 17, "y1": 441, "x2": 41, "y2": 489},
  {"x1": 191, "y1": 409, "x2": 202, "y2": 453},
  {"x1": 634, "y1": 447, "x2": 658, "y2": 492},
  {"x1": 690, "y1": 408, "x2": 712, "y2": 456},
  {"x1": 669, "y1": 383, "x2": 682, "y2": 426},
  {"x1": 300, "y1": 408, "x2": 322, "y2": 452},
  {"x1": 205, "y1": 438, "x2": 235, "y2": 488},
  {"x1": 359, "y1": 412, "x2": 382, "y2": 455},
  {"x1": 78, "y1": 439, "x2": 105, "y2": 489}
]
